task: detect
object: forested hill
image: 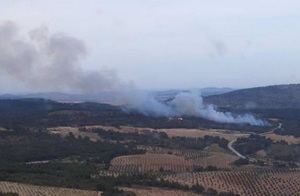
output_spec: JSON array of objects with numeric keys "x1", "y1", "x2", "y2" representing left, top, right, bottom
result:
[{"x1": 204, "y1": 84, "x2": 300, "y2": 109}]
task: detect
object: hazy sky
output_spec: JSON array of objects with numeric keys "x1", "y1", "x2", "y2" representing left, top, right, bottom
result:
[{"x1": 0, "y1": 0, "x2": 300, "y2": 91}]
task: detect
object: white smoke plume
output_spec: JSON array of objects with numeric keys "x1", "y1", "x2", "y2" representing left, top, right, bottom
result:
[
  {"x1": 0, "y1": 21, "x2": 267, "y2": 126},
  {"x1": 124, "y1": 90, "x2": 267, "y2": 126}
]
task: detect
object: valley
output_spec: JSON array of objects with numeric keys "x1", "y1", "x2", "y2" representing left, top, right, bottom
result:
[{"x1": 1, "y1": 85, "x2": 300, "y2": 195}]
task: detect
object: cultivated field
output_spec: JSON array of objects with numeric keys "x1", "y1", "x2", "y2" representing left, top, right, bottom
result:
[
  {"x1": 48, "y1": 127, "x2": 101, "y2": 142},
  {"x1": 144, "y1": 146, "x2": 209, "y2": 157},
  {"x1": 121, "y1": 186, "x2": 198, "y2": 196},
  {"x1": 165, "y1": 169, "x2": 300, "y2": 196},
  {"x1": 0, "y1": 181, "x2": 100, "y2": 196},
  {"x1": 139, "y1": 146, "x2": 238, "y2": 169},
  {"x1": 109, "y1": 153, "x2": 193, "y2": 174}
]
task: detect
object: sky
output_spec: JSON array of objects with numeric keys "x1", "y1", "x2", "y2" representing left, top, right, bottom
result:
[{"x1": 0, "y1": 0, "x2": 300, "y2": 92}]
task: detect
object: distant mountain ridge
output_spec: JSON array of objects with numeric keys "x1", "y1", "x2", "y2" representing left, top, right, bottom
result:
[
  {"x1": 204, "y1": 84, "x2": 300, "y2": 109},
  {"x1": 0, "y1": 87, "x2": 234, "y2": 104}
]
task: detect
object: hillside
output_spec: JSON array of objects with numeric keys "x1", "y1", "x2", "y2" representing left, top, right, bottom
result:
[
  {"x1": 0, "y1": 88, "x2": 234, "y2": 104},
  {"x1": 204, "y1": 84, "x2": 300, "y2": 109},
  {"x1": 0, "y1": 98, "x2": 267, "y2": 132}
]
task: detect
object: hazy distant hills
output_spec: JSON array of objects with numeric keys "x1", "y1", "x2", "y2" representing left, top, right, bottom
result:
[
  {"x1": 205, "y1": 84, "x2": 300, "y2": 109},
  {"x1": 0, "y1": 87, "x2": 234, "y2": 104},
  {"x1": 154, "y1": 87, "x2": 234, "y2": 101},
  {"x1": 3, "y1": 84, "x2": 300, "y2": 109},
  {"x1": 0, "y1": 92, "x2": 121, "y2": 105}
]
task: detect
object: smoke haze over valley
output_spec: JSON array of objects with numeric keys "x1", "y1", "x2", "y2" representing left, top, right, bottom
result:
[{"x1": 2, "y1": 2, "x2": 300, "y2": 196}]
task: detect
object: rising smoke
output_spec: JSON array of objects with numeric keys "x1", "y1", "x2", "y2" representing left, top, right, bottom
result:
[
  {"x1": 0, "y1": 21, "x2": 121, "y2": 93},
  {"x1": 0, "y1": 21, "x2": 267, "y2": 126},
  {"x1": 124, "y1": 90, "x2": 267, "y2": 126}
]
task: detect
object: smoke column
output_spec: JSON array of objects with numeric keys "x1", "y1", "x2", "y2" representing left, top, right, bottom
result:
[
  {"x1": 0, "y1": 21, "x2": 267, "y2": 126},
  {"x1": 123, "y1": 90, "x2": 267, "y2": 126}
]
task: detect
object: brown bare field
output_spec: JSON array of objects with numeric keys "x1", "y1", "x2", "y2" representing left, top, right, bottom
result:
[
  {"x1": 165, "y1": 169, "x2": 300, "y2": 196},
  {"x1": 49, "y1": 125, "x2": 249, "y2": 142},
  {"x1": 0, "y1": 181, "x2": 100, "y2": 196},
  {"x1": 255, "y1": 149, "x2": 267, "y2": 157},
  {"x1": 100, "y1": 125, "x2": 248, "y2": 140},
  {"x1": 48, "y1": 127, "x2": 101, "y2": 142},
  {"x1": 121, "y1": 186, "x2": 198, "y2": 196},
  {"x1": 262, "y1": 132, "x2": 300, "y2": 144},
  {"x1": 157, "y1": 128, "x2": 249, "y2": 141},
  {"x1": 83, "y1": 125, "x2": 249, "y2": 141},
  {"x1": 109, "y1": 153, "x2": 193, "y2": 174},
  {"x1": 192, "y1": 152, "x2": 238, "y2": 169}
]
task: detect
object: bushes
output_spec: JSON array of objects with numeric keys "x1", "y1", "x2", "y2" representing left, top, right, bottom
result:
[{"x1": 233, "y1": 158, "x2": 249, "y2": 166}]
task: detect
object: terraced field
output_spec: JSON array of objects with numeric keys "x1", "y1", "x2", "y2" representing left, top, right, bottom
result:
[
  {"x1": 165, "y1": 169, "x2": 300, "y2": 196},
  {"x1": 0, "y1": 181, "x2": 100, "y2": 196}
]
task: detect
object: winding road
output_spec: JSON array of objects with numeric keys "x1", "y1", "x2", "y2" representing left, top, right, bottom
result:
[
  {"x1": 227, "y1": 139, "x2": 246, "y2": 159},
  {"x1": 227, "y1": 123, "x2": 283, "y2": 160}
]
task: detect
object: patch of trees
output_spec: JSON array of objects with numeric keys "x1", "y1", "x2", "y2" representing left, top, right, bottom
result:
[
  {"x1": 0, "y1": 129, "x2": 143, "y2": 163},
  {"x1": 268, "y1": 144, "x2": 300, "y2": 162},
  {"x1": 232, "y1": 158, "x2": 250, "y2": 166},
  {"x1": 90, "y1": 128, "x2": 228, "y2": 150},
  {"x1": 234, "y1": 134, "x2": 300, "y2": 163},
  {"x1": 0, "y1": 162, "x2": 100, "y2": 190},
  {"x1": 234, "y1": 135, "x2": 273, "y2": 155},
  {"x1": 276, "y1": 121, "x2": 300, "y2": 137}
]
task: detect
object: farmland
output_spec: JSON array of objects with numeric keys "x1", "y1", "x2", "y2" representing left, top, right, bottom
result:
[
  {"x1": 121, "y1": 186, "x2": 198, "y2": 196},
  {"x1": 137, "y1": 146, "x2": 238, "y2": 169},
  {"x1": 109, "y1": 153, "x2": 193, "y2": 174},
  {"x1": 1, "y1": 99, "x2": 300, "y2": 195},
  {"x1": 0, "y1": 181, "x2": 100, "y2": 196},
  {"x1": 81, "y1": 125, "x2": 249, "y2": 141},
  {"x1": 165, "y1": 169, "x2": 300, "y2": 196}
]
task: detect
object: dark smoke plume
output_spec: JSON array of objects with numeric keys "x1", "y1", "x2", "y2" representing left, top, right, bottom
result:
[{"x1": 0, "y1": 21, "x2": 120, "y2": 93}]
